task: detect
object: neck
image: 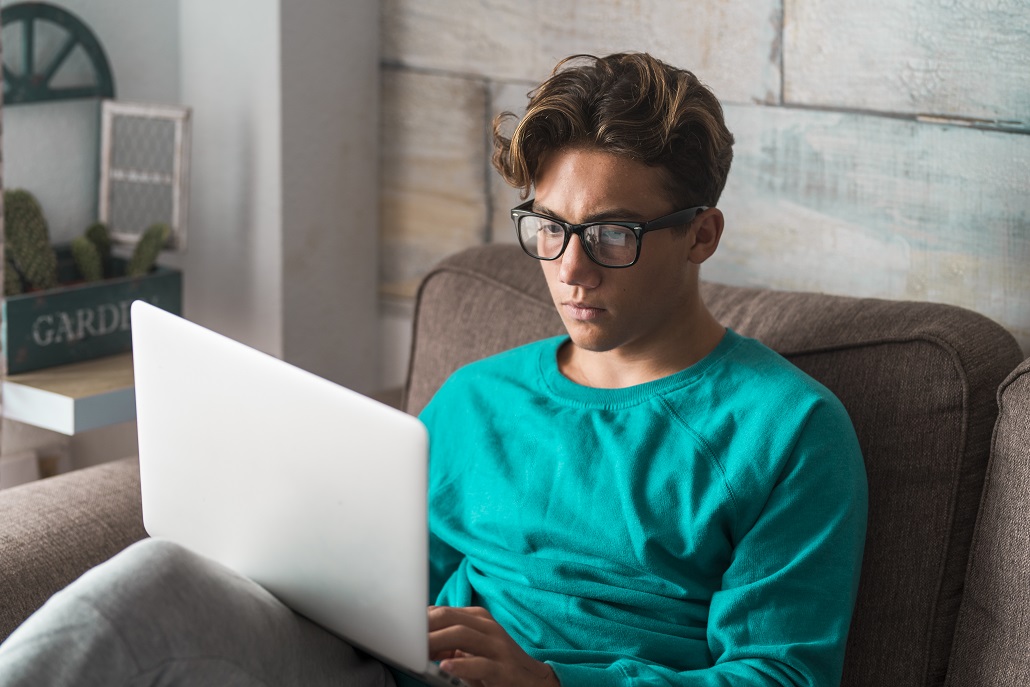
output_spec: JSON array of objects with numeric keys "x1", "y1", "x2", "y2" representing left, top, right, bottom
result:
[{"x1": 558, "y1": 306, "x2": 726, "y2": 389}]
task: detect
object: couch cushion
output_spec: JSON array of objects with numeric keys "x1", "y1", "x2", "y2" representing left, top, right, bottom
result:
[
  {"x1": 696, "y1": 285, "x2": 1022, "y2": 687},
  {"x1": 406, "y1": 244, "x2": 1024, "y2": 687},
  {"x1": 0, "y1": 457, "x2": 147, "y2": 642},
  {"x1": 405, "y1": 245, "x2": 564, "y2": 415},
  {"x1": 945, "y1": 357, "x2": 1030, "y2": 686}
]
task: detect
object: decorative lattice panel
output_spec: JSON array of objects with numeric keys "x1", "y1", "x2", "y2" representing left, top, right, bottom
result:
[{"x1": 99, "y1": 101, "x2": 191, "y2": 250}]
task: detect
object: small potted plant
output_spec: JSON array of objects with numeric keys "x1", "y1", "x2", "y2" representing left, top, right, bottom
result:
[{"x1": 2, "y1": 189, "x2": 183, "y2": 374}]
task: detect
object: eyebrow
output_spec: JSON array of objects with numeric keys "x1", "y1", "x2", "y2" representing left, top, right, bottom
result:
[{"x1": 531, "y1": 203, "x2": 651, "y2": 224}]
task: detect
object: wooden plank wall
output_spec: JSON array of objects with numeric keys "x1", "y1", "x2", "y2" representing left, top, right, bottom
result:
[{"x1": 380, "y1": 0, "x2": 1030, "y2": 353}]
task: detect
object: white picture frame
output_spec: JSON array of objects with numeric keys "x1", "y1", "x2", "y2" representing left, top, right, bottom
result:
[{"x1": 98, "y1": 100, "x2": 191, "y2": 251}]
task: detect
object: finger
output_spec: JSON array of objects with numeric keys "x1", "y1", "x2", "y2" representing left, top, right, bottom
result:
[
  {"x1": 440, "y1": 654, "x2": 500, "y2": 684},
  {"x1": 428, "y1": 605, "x2": 492, "y2": 619},
  {"x1": 428, "y1": 605, "x2": 492, "y2": 621},
  {"x1": 428, "y1": 606, "x2": 499, "y2": 633},
  {"x1": 428, "y1": 618, "x2": 510, "y2": 660},
  {"x1": 444, "y1": 655, "x2": 556, "y2": 686},
  {"x1": 428, "y1": 623, "x2": 497, "y2": 659},
  {"x1": 458, "y1": 606, "x2": 493, "y2": 619},
  {"x1": 428, "y1": 647, "x2": 476, "y2": 663}
]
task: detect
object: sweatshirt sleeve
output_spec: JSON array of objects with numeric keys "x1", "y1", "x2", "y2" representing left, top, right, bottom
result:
[
  {"x1": 419, "y1": 390, "x2": 467, "y2": 603},
  {"x1": 550, "y1": 400, "x2": 868, "y2": 687}
]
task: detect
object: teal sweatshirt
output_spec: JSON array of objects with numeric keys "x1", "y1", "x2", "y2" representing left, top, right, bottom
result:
[{"x1": 417, "y1": 329, "x2": 867, "y2": 686}]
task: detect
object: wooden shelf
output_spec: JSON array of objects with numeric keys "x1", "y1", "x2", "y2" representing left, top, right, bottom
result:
[{"x1": 2, "y1": 354, "x2": 136, "y2": 435}]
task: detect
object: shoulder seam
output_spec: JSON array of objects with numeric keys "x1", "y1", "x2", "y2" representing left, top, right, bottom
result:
[{"x1": 658, "y1": 395, "x2": 741, "y2": 518}]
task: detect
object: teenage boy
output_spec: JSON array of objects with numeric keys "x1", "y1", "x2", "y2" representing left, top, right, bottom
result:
[{"x1": 0, "y1": 53, "x2": 866, "y2": 687}]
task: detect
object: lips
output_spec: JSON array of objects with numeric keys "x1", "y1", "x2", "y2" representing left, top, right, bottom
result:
[{"x1": 562, "y1": 301, "x2": 606, "y2": 321}]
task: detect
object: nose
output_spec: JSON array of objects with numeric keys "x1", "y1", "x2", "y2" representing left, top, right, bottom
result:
[{"x1": 558, "y1": 235, "x2": 601, "y2": 289}]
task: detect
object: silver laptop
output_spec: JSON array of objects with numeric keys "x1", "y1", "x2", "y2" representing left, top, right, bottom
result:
[{"x1": 131, "y1": 300, "x2": 467, "y2": 687}]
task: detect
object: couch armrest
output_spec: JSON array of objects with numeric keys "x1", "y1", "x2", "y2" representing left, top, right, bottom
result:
[{"x1": 0, "y1": 457, "x2": 147, "y2": 642}]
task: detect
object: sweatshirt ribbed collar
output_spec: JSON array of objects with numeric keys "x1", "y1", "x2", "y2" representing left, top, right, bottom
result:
[{"x1": 538, "y1": 328, "x2": 742, "y2": 409}]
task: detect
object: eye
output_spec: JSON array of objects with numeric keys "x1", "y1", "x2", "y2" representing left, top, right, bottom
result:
[
  {"x1": 540, "y1": 223, "x2": 565, "y2": 238},
  {"x1": 599, "y1": 227, "x2": 630, "y2": 246}
]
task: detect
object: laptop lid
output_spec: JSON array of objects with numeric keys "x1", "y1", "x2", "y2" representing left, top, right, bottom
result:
[{"x1": 131, "y1": 301, "x2": 431, "y2": 674}]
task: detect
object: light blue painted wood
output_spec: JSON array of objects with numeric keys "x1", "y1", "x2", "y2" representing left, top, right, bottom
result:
[
  {"x1": 383, "y1": 0, "x2": 782, "y2": 106},
  {"x1": 711, "y1": 104, "x2": 1030, "y2": 352},
  {"x1": 488, "y1": 80, "x2": 532, "y2": 244},
  {"x1": 380, "y1": 68, "x2": 488, "y2": 298},
  {"x1": 785, "y1": 0, "x2": 1030, "y2": 130}
]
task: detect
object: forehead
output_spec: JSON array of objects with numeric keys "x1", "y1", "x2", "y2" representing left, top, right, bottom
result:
[{"x1": 533, "y1": 147, "x2": 676, "y2": 221}]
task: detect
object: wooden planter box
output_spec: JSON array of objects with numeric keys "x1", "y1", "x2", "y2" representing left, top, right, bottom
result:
[{"x1": 2, "y1": 245, "x2": 182, "y2": 375}]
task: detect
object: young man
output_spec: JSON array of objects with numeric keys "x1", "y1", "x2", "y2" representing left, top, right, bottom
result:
[
  {"x1": 420, "y1": 53, "x2": 866, "y2": 686},
  {"x1": 0, "y1": 53, "x2": 866, "y2": 687}
]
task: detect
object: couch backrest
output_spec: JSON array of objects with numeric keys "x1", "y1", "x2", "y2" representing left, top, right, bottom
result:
[
  {"x1": 404, "y1": 244, "x2": 1024, "y2": 687},
  {"x1": 945, "y1": 357, "x2": 1030, "y2": 686}
]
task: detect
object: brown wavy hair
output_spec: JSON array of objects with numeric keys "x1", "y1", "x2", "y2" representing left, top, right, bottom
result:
[{"x1": 492, "y1": 52, "x2": 734, "y2": 209}]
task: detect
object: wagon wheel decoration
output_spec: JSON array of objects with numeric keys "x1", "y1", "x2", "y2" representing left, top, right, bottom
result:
[{"x1": 1, "y1": 2, "x2": 115, "y2": 105}]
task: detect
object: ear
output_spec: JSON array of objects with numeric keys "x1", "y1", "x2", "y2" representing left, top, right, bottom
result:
[{"x1": 687, "y1": 208, "x2": 724, "y2": 264}]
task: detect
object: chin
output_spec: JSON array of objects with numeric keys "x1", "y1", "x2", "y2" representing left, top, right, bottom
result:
[
  {"x1": 565, "y1": 331, "x2": 617, "y2": 354},
  {"x1": 559, "y1": 314, "x2": 626, "y2": 354}
]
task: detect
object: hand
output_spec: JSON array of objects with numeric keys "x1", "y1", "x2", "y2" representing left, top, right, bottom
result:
[{"x1": 428, "y1": 605, "x2": 560, "y2": 687}]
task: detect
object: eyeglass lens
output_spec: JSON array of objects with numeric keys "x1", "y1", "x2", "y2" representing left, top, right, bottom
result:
[{"x1": 517, "y1": 216, "x2": 637, "y2": 267}]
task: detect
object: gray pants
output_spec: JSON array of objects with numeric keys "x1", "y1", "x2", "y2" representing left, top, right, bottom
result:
[{"x1": 0, "y1": 538, "x2": 396, "y2": 687}]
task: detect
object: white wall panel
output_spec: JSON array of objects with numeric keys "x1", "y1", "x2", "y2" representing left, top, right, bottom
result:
[
  {"x1": 383, "y1": 0, "x2": 782, "y2": 106},
  {"x1": 380, "y1": 68, "x2": 488, "y2": 298},
  {"x1": 280, "y1": 0, "x2": 381, "y2": 392},
  {"x1": 487, "y1": 80, "x2": 532, "y2": 244},
  {"x1": 711, "y1": 104, "x2": 1030, "y2": 351},
  {"x1": 785, "y1": 0, "x2": 1030, "y2": 129}
]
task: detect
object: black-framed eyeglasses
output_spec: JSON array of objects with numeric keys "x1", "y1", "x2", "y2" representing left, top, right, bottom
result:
[{"x1": 510, "y1": 199, "x2": 709, "y2": 268}]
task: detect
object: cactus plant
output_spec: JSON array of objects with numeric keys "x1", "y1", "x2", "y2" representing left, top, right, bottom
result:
[
  {"x1": 4, "y1": 257, "x2": 23, "y2": 296},
  {"x1": 4, "y1": 189, "x2": 58, "y2": 292},
  {"x1": 69, "y1": 222, "x2": 113, "y2": 281},
  {"x1": 71, "y1": 235, "x2": 104, "y2": 282},
  {"x1": 127, "y1": 223, "x2": 170, "y2": 277},
  {"x1": 84, "y1": 222, "x2": 112, "y2": 270}
]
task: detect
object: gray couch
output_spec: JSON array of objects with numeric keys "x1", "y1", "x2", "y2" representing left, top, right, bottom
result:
[{"x1": 1, "y1": 244, "x2": 1028, "y2": 686}]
